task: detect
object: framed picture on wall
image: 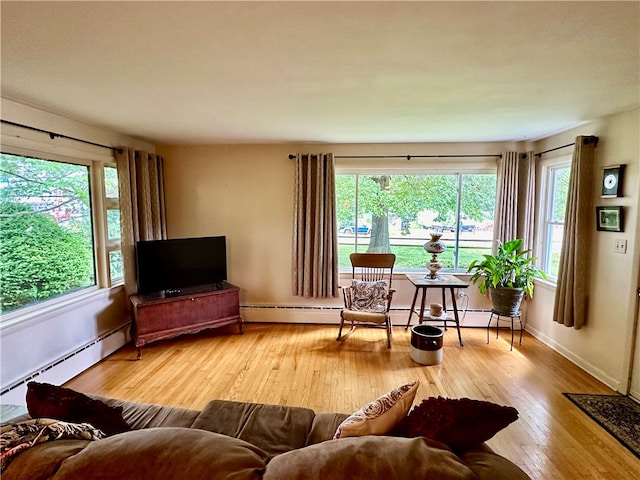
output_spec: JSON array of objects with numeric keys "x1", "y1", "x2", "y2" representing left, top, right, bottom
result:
[
  {"x1": 601, "y1": 164, "x2": 625, "y2": 198},
  {"x1": 596, "y1": 206, "x2": 624, "y2": 232}
]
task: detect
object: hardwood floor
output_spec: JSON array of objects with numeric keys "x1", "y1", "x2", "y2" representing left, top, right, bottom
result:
[{"x1": 66, "y1": 323, "x2": 640, "y2": 480}]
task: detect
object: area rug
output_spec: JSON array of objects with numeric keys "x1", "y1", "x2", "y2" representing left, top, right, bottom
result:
[{"x1": 564, "y1": 393, "x2": 640, "y2": 458}]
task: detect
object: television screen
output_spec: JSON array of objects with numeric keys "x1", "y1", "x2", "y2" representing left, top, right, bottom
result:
[{"x1": 135, "y1": 236, "x2": 227, "y2": 295}]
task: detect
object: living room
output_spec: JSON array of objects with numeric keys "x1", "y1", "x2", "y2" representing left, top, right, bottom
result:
[{"x1": 1, "y1": 2, "x2": 639, "y2": 479}]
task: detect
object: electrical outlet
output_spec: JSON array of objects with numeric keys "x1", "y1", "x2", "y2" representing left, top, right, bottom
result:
[
  {"x1": 614, "y1": 239, "x2": 627, "y2": 254},
  {"x1": 457, "y1": 290, "x2": 466, "y2": 298}
]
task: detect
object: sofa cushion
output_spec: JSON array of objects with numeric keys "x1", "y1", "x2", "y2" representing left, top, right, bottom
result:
[
  {"x1": 391, "y1": 396, "x2": 519, "y2": 451},
  {"x1": 305, "y1": 412, "x2": 349, "y2": 446},
  {"x1": 0, "y1": 440, "x2": 89, "y2": 480},
  {"x1": 264, "y1": 435, "x2": 478, "y2": 480},
  {"x1": 1, "y1": 419, "x2": 102, "y2": 474},
  {"x1": 460, "y1": 448, "x2": 531, "y2": 480},
  {"x1": 94, "y1": 395, "x2": 200, "y2": 430},
  {"x1": 192, "y1": 400, "x2": 316, "y2": 457},
  {"x1": 26, "y1": 382, "x2": 131, "y2": 436},
  {"x1": 333, "y1": 381, "x2": 419, "y2": 438},
  {"x1": 50, "y1": 428, "x2": 268, "y2": 480}
]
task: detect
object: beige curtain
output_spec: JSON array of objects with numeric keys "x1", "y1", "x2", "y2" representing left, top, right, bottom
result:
[
  {"x1": 553, "y1": 136, "x2": 598, "y2": 329},
  {"x1": 492, "y1": 151, "x2": 536, "y2": 252},
  {"x1": 292, "y1": 153, "x2": 339, "y2": 298},
  {"x1": 116, "y1": 148, "x2": 167, "y2": 297}
]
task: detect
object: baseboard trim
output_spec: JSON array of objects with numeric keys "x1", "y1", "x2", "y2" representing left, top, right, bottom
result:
[{"x1": 525, "y1": 324, "x2": 620, "y2": 392}]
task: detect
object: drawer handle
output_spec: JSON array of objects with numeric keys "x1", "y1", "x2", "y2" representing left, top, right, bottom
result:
[{"x1": 190, "y1": 297, "x2": 195, "y2": 301}]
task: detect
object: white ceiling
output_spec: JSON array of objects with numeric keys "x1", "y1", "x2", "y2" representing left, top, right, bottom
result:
[{"x1": 2, "y1": 1, "x2": 639, "y2": 145}]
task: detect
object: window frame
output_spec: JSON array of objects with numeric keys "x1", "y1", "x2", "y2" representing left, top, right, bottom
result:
[
  {"x1": 0, "y1": 144, "x2": 122, "y2": 323},
  {"x1": 335, "y1": 159, "x2": 498, "y2": 273},
  {"x1": 536, "y1": 153, "x2": 572, "y2": 283}
]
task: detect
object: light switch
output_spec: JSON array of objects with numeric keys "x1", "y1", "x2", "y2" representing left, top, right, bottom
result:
[{"x1": 614, "y1": 239, "x2": 627, "y2": 253}]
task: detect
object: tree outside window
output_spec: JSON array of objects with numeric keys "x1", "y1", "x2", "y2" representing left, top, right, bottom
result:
[
  {"x1": 0, "y1": 153, "x2": 96, "y2": 313},
  {"x1": 336, "y1": 173, "x2": 496, "y2": 270}
]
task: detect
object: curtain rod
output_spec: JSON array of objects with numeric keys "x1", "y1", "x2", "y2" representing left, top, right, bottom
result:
[
  {"x1": 534, "y1": 136, "x2": 599, "y2": 158},
  {"x1": 288, "y1": 153, "x2": 502, "y2": 160},
  {"x1": 1, "y1": 119, "x2": 123, "y2": 154}
]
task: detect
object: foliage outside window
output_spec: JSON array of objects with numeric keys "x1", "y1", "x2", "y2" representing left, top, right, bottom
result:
[
  {"x1": 538, "y1": 158, "x2": 571, "y2": 281},
  {"x1": 0, "y1": 153, "x2": 119, "y2": 316},
  {"x1": 336, "y1": 173, "x2": 496, "y2": 271},
  {"x1": 104, "y1": 165, "x2": 123, "y2": 283}
]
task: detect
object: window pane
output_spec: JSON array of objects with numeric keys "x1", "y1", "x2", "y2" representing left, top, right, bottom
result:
[
  {"x1": 550, "y1": 166, "x2": 570, "y2": 222},
  {"x1": 0, "y1": 153, "x2": 96, "y2": 313},
  {"x1": 335, "y1": 172, "x2": 496, "y2": 271},
  {"x1": 107, "y1": 209, "x2": 121, "y2": 241},
  {"x1": 546, "y1": 224, "x2": 564, "y2": 278},
  {"x1": 109, "y1": 250, "x2": 124, "y2": 282},
  {"x1": 104, "y1": 165, "x2": 119, "y2": 198}
]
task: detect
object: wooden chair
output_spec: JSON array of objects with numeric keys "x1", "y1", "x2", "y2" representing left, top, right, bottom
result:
[{"x1": 337, "y1": 253, "x2": 396, "y2": 348}]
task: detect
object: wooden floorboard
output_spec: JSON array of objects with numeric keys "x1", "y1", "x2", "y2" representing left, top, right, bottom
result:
[{"x1": 66, "y1": 323, "x2": 640, "y2": 480}]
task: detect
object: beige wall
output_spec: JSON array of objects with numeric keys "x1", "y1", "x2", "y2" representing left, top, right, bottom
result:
[
  {"x1": 526, "y1": 108, "x2": 640, "y2": 391},
  {"x1": 159, "y1": 111, "x2": 639, "y2": 392},
  {"x1": 158, "y1": 142, "x2": 506, "y2": 323}
]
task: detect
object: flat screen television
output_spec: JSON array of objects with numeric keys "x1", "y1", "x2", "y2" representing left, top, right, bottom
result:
[{"x1": 135, "y1": 236, "x2": 227, "y2": 295}]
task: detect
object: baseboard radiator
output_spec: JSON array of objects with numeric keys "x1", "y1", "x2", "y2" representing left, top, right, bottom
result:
[
  {"x1": 240, "y1": 304, "x2": 492, "y2": 327},
  {"x1": 1, "y1": 323, "x2": 130, "y2": 405}
]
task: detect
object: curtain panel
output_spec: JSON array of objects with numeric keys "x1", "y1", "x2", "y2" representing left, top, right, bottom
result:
[
  {"x1": 553, "y1": 136, "x2": 598, "y2": 329},
  {"x1": 492, "y1": 151, "x2": 536, "y2": 252},
  {"x1": 292, "y1": 153, "x2": 339, "y2": 298},
  {"x1": 116, "y1": 148, "x2": 167, "y2": 297}
]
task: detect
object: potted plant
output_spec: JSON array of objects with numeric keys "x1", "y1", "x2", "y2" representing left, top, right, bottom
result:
[{"x1": 466, "y1": 238, "x2": 546, "y2": 315}]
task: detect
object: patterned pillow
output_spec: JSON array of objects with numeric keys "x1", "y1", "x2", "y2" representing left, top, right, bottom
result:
[
  {"x1": 333, "y1": 381, "x2": 419, "y2": 439},
  {"x1": 350, "y1": 280, "x2": 389, "y2": 313},
  {"x1": 0, "y1": 418, "x2": 104, "y2": 472}
]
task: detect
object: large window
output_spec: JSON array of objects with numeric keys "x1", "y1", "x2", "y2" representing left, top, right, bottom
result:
[
  {"x1": 538, "y1": 156, "x2": 571, "y2": 281},
  {"x1": 336, "y1": 172, "x2": 496, "y2": 271},
  {"x1": 0, "y1": 153, "x2": 120, "y2": 315}
]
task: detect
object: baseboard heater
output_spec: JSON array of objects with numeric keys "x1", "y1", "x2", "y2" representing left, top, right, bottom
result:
[
  {"x1": 241, "y1": 304, "x2": 491, "y2": 313},
  {"x1": 1, "y1": 322, "x2": 131, "y2": 397}
]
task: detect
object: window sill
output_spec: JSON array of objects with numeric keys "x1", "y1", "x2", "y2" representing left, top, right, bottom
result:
[{"x1": 0, "y1": 285, "x2": 124, "y2": 332}]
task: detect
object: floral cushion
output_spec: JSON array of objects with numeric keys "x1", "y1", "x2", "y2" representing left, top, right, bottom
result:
[
  {"x1": 350, "y1": 280, "x2": 389, "y2": 313},
  {"x1": 0, "y1": 418, "x2": 104, "y2": 472},
  {"x1": 333, "y1": 381, "x2": 419, "y2": 439}
]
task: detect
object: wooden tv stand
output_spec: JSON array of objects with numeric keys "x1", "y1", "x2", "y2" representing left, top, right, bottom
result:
[{"x1": 129, "y1": 282, "x2": 242, "y2": 359}]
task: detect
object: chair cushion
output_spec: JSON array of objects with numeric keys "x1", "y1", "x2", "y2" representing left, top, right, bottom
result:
[
  {"x1": 333, "y1": 381, "x2": 419, "y2": 439},
  {"x1": 350, "y1": 280, "x2": 388, "y2": 313}
]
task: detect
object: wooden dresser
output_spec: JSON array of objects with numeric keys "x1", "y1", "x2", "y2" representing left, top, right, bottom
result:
[{"x1": 129, "y1": 282, "x2": 242, "y2": 358}]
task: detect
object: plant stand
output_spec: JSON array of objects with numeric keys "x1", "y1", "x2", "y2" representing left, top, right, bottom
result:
[{"x1": 487, "y1": 310, "x2": 522, "y2": 351}]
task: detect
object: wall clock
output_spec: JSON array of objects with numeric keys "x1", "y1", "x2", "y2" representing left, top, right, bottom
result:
[{"x1": 601, "y1": 164, "x2": 625, "y2": 198}]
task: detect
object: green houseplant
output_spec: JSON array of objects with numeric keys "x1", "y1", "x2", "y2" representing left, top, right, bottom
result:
[{"x1": 466, "y1": 238, "x2": 546, "y2": 315}]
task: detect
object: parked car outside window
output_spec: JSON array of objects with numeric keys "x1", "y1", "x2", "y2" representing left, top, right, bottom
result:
[{"x1": 339, "y1": 222, "x2": 371, "y2": 235}]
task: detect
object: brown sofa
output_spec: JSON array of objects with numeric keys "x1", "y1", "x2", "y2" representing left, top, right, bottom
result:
[{"x1": 3, "y1": 395, "x2": 531, "y2": 480}]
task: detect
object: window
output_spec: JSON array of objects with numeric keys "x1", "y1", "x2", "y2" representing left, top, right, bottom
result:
[
  {"x1": 0, "y1": 153, "x2": 118, "y2": 316},
  {"x1": 538, "y1": 156, "x2": 571, "y2": 281},
  {"x1": 104, "y1": 165, "x2": 123, "y2": 283},
  {"x1": 335, "y1": 172, "x2": 496, "y2": 271}
]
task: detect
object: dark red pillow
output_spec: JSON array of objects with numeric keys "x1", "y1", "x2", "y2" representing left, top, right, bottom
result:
[
  {"x1": 391, "y1": 396, "x2": 519, "y2": 452},
  {"x1": 26, "y1": 381, "x2": 131, "y2": 436}
]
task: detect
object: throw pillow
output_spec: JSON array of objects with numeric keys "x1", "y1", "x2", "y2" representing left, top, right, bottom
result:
[
  {"x1": 391, "y1": 396, "x2": 519, "y2": 451},
  {"x1": 26, "y1": 382, "x2": 131, "y2": 437},
  {"x1": 350, "y1": 280, "x2": 388, "y2": 313},
  {"x1": 333, "y1": 381, "x2": 419, "y2": 439},
  {"x1": 0, "y1": 418, "x2": 103, "y2": 473}
]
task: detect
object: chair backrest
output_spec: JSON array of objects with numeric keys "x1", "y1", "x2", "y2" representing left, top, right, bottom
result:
[{"x1": 349, "y1": 253, "x2": 396, "y2": 289}]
